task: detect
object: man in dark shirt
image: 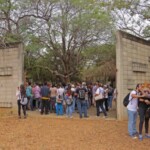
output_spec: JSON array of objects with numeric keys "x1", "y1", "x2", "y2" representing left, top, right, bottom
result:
[
  {"x1": 40, "y1": 82, "x2": 50, "y2": 115},
  {"x1": 76, "y1": 82, "x2": 88, "y2": 118}
]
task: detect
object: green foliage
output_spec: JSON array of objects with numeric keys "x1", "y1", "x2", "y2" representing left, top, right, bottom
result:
[
  {"x1": 82, "y1": 44, "x2": 116, "y2": 82},
  {"x1": 4, "y1": 33, "x2": 22, "y2": 43}
]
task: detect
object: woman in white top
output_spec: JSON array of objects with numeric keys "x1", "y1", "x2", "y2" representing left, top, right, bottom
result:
[
  {"x1": 95, "y1": 83, "x2": 107, "y2": 117},
  {"x1": 16, "y1": 84, "x2": 27, "y2": 119}
]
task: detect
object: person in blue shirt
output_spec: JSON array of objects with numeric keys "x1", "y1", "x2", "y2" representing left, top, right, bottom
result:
[{"x1": 26, "y1": 82, "x2": 32, "y2": 110}]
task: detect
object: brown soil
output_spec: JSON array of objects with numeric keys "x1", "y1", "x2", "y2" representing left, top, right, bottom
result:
[{"x1": 0, "y1": 108, "x2": 149, "y2": 150}]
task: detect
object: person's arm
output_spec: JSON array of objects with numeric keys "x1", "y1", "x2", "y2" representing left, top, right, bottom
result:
[
  {"x1": 131, "y1": 91, "x2": 144, "y2": 99},
  {"x1": 139, "y1": 98, "x2": 145, "y2": 102},
  {"x1": 16, "y1": 90, "x2": 20, "y2": 97},
  {"x1": 131, "y1": 94, "x2": 140, "y2": 98},
  {"x1": 145, "y1": 100, "x2": 150, "y2": 105}
]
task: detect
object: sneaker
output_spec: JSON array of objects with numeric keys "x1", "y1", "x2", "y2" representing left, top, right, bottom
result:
[
  {"x1": 133, "y1": 132, "x2": 139, "y2": 136},
  {"x1": 130, "y1": 135, "x2": 137, "y2": 139},
  {"x1": 24, "y1": 116, "x2": 27, "y2": 119},
  {"x1": 145, "y1": 134, "x2": 150, "y2": 138},
  {"x1": 139, "y1": 135, "x2": 143, "y2": 141},
  {"x1": 18, "y1": 116, "x2": 21, "y2": 119}
]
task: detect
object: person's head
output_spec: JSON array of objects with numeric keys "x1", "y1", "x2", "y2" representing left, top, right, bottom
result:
[
  {"x1": 104, "y1": 85, "x2": 107, "y2": 89},
  {"x1": 82, "y1": 82, "x2": 86, "y2": 87},
  {"x1": 57, "y1": 83, "x2": 62, "y2": 88},
  {"x1": 98, "y1": 83, "x2": 102, "y2": 87},
  {"x1": 35, "y1": 82, "x2": 39, "y2": 86},
  {"x1": 71, "y1": 84, "x2": 75, "y2": 88},
  {"x1": 52, "y1": 84, "x2": 56, "y2": 88},
  {"x1": 66, "y1": 86, "x2": 71, "y2": 93},
  {"x1": 136, "y1": 84, "x2": 142, "y2": 92},
  {"x1": 44, "y1": 82, "x2": 47, "y2": 86},
  {"x1": 28, "y1": 81, "x2": 31, "y2": 86},
  {"x1": 67, "y1": 83, "x2": 71, "y2": 89},
  {"x1": 20, "y1": 84, "x2": 26, "y2": 96}
]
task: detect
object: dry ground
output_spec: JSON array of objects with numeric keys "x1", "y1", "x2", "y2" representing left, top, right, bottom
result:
[{"x1": 0, "y1": 108, "x2": 150, "y2": 150}]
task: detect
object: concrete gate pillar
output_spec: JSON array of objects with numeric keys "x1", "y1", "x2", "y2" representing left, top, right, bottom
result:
[
  {"x1": 116, "y1": 31, "x2": 150, "y2": 120},
  {"x1": 0, "y1": 42, "x2": 24, "y2": 108}
]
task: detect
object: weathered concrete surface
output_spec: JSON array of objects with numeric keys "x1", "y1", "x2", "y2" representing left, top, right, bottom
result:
[
  {"x1": 0, "y1": 43, "x2": 24, "y2": 108},
  {"x1": 116, "y1": 31, "x2": 150, "y2": 120}
]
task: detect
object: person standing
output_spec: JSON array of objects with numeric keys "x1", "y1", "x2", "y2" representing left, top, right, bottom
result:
[
  {"x1": 26, "y1": 82, "x2": 32, "y2": 110},
  {"x1": 127, "y1": 84, "x2": 143, "y2": 139},
  {"x1": 65, "y1": 87, "x2": 73, "y2": 118},
  {"x1": 108, "y1": 85, "x2": 114, "y2": 110},
  {"x1": 40, "y1": 82, "x2": 50, "y2": 115},
  {"x1": 104, "y1": 85, "x2": 109, "y2": 111},
  {"x1": 71, "y1": 84, "x2": 76, "y2": 112},
  {"x1": 56, "y1": 84, "x2": 64, "y2": 116},
  {"x1": 92, "y1": 82, "x2": 98, "y2": 106},
  {"x1": 50, "y1": 84, "x2": 57, "y2": 113},
  {"x1": 76, "y1": 82, "x2": 88, "y2": 118},
  {"x1": 138, "y1": 90, "x2": 150, "y2": 140},
  {"x1": 16, "y1": 85, "x2": 27, "y2": 119},
  {"x1": 33, "y1": 83, "x2": 41, "y2": 110},
  {"x1": 95, "y1": 83, "x2": 107, "y2": 118}
]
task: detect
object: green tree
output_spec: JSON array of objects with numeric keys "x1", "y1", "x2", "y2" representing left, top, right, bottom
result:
[
  {"x1": 25, "y1": 0, "x2": 113, "y2": 82},
  {"x1": 82, "y1": 44, "x2": 116, "y2": 83},
  {"x1": 0, "y1": 0, "x2": 114, "y2": 82},
  {"x1": 111, "y1": 0, "x2": 150, "y2": 39}
]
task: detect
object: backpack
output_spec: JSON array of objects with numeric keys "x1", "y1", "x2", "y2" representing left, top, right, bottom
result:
[
  {"x1": 123, "y1": 93, "x2": 130, "y2": 107},
  {"x1": 78, "y1": 89, "x2": 86, "y2": 100},
  {"x1": 123, "y1": 91, "x2": 136, "y2": 107}
]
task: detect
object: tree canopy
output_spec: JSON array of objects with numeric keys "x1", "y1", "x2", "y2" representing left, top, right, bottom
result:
[{"x1": 0, "y1": 0, "x2": 149, "y2": 83}]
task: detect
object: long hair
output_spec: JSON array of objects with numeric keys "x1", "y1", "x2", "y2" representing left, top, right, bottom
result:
[{"x1": 20, "y1": 84, "x2": 26, "y2": 97}]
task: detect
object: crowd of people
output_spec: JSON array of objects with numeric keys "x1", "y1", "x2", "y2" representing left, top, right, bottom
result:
[
  {"x1": 16, "y1": 81, "x2": 150, "y2": 141},
  {"x1": 16, "y1": 81, "x2": 116, "y2": 119}
]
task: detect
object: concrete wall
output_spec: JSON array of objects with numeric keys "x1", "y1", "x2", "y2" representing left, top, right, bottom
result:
[
  {"x1": 116, "y1": 31, "x2": 150, "y2": 120},
  {"x1": 0, "y1": 43, "x2": 24, "y2": 107}
]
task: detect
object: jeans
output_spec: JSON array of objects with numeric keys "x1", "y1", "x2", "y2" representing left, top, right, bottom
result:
[
  {"x1": 17, "y1": 100, "x2": 26, "y2": 117},
  {"x1": 27, "y1": 96, "x2": 31, "y2": 110},
  {"x1": 108, "y1": 96, "x2": 113, "y2": 108},
  {"x1": 77, "y1": 99, "x2": 88, "y2": 118},
  {"x1": 56, "y1": 103, "x2": 63, "y2": 115},
  {"x1": 66, "y1": 105, "x2": 73, "y2": 117},
  {"x1": 96, "y1": 100, "x2": 107, "y2": 116},
  {"x1": 35, "y1": 98, "x2": 41, "y2": 109},
  {"x1": 127, "y1": 109, "x2": 137, "y2": 136},
  {"x1": 50, "y1": 97, "x2": 56, "y2": 112},
  {"x1": 72, "y1": 97, "x2": 76, "y2": 112},
  {"x1": 104, "y1": 98, "x2": 109, "y2": 111}
]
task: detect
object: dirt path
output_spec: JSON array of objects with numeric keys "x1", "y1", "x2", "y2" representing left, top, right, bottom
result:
[{"x1": 0, "y1": 112, "x2": 149, "y2": 150}]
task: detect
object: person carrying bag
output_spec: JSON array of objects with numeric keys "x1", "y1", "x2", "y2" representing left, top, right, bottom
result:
[{"x1": 95, "y1": 83, "x2": 107, "y2": 117}]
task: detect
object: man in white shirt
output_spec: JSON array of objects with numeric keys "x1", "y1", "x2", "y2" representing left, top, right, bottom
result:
[
  {"x1": 127, "y1": 84, "x2": 144, "y2": 139},
  {"x1": 56, "y1": 84, "x2": 65, "y2": 115}
]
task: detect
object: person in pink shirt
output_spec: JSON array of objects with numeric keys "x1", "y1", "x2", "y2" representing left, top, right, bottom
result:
[{"x1": 32, "y1": 83, "x2": 41, "y2": 110}]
